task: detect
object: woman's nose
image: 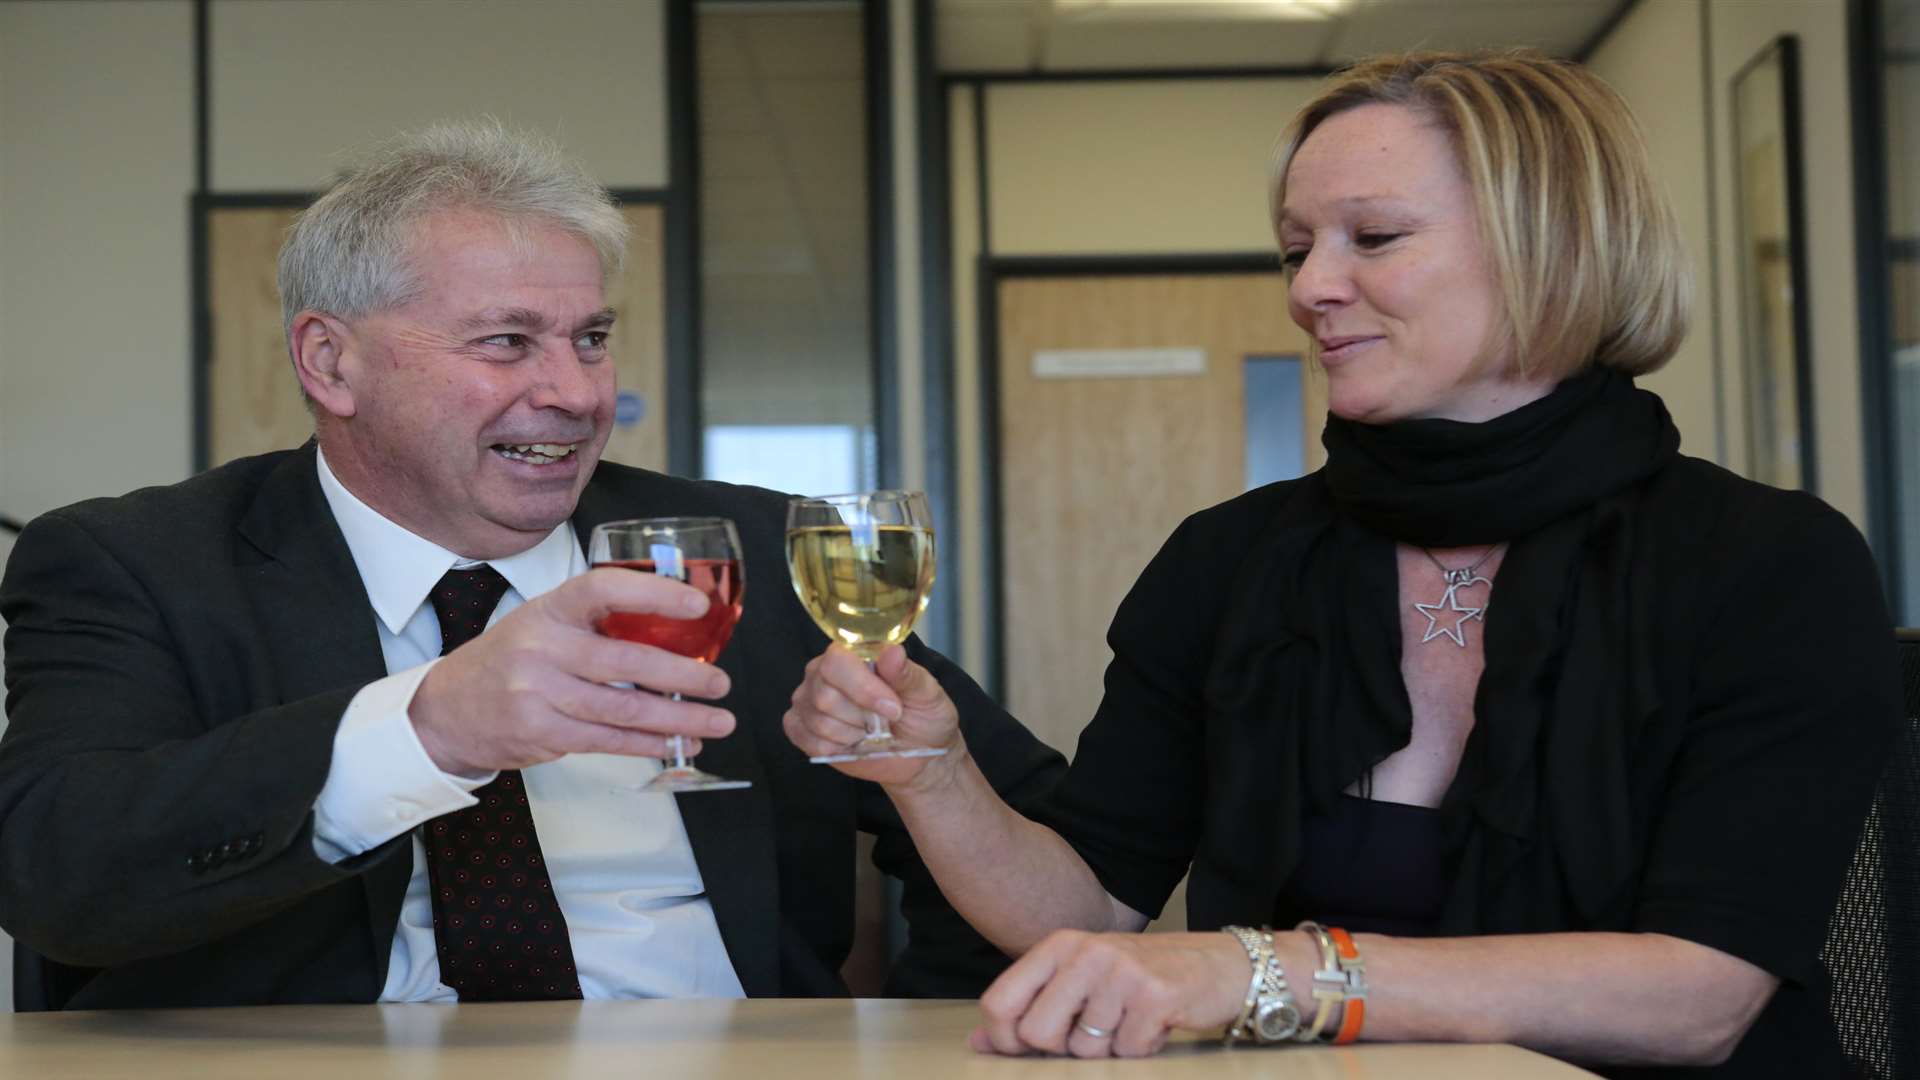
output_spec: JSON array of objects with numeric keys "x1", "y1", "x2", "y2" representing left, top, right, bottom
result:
[{"x1": 1288, "y1": 247, "x2": 1352, "y2": 312}]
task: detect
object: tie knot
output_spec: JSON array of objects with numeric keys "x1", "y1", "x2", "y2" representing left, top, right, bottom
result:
[{"x1": 430, "y1": 565, "x2": 509, "y2": 654}]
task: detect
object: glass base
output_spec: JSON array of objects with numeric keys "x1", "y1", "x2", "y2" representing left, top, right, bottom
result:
[
  {"x1": 634, "y1": 767, "x2": 752, "y2": 793},
  {"x1": 809, "y1": 741, "x2": 950, "y2": 764}
]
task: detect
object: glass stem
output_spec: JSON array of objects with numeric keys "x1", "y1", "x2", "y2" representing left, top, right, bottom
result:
[
  {"x1": 863, "y1": 658, "x2": 891, "y2": 742},
  {"x1": 666, "y1": 691, "x2": 692, "y2": 771}
]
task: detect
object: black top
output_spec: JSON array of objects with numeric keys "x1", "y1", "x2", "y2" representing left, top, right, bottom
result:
[
  {"x1": 1038, "y1": 455, "x2": 1901, "y2": 1079},
  {"x1": 1277, "y1": 795, "x2": 1445, "y2": 937}
]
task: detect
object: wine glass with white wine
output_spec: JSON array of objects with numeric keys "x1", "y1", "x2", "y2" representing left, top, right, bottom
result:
[{"x1": 785, "y1": 490, "x2": 948, "y2": 763}]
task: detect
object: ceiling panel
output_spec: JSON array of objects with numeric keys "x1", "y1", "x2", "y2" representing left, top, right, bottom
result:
[
  {"x1": 937, "y1": 0, "x2": 1625, "y2": 73},
  {"x1": 1327, "y1": 0, "x2": 1615, "y2": 61},
  {"x1": 938, "y1": 7, "x2": 1036, "y2": 71},
  {"x1": 1042, "y1": 18, "x2": 1339, "y2": 70}
]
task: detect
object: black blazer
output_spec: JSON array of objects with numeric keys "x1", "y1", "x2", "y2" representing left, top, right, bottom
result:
[{"x1": 0, "y1": 445, "x2": 1063, "y2": 1008}]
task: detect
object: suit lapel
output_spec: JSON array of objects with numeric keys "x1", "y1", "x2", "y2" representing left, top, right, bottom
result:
[
  {"x1": 236, "y1": 444, "x2": 411, "y2": 991},
  {"x1": 237, "y1": 445, "x2": 388, "y2": 702},
  {"x1": 572, "y1": 475, "x2": 782, "y2": 997}
]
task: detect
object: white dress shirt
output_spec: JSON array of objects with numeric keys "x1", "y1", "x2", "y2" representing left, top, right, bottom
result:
[{"x1": 309, "y1": 449, "x2": 745, "y2": 1002}]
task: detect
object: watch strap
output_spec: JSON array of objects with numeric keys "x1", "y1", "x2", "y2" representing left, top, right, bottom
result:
[{"x1": 1222, "y1": 925, "x2": 1298, "y2": 1045}]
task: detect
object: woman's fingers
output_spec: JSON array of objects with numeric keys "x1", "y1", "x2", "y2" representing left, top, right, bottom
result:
[
  {"x1": 970, "y1": 931, "x2": 1236, "y2": 1059},
  {"x1": 977, "y1": 937, "x2": 1071, "y2": 1055},
  {"x1": 1064, "y1": 997, "x2": 1127, "y2": 1058},
  {"x1": 1016, "y1": 940, "x2": 1110, "y2": 1054}
]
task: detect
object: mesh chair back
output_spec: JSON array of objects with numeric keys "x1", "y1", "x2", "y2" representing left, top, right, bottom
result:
[{"x1": 1822, "y1": 629, "x2": 1920, "y2": 1079}]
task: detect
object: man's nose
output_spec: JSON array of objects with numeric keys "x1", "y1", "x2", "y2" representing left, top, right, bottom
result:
[{"x1": 530, "y1": 341, "x2": 602, "y2": 414}]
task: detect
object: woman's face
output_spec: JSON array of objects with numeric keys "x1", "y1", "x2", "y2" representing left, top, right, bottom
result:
[{"x1": 1278, "y1": 102, "x2": 1552, "y2": 424}]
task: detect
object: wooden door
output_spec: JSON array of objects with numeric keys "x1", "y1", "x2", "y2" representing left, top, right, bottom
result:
[
  {"x1": 205, "y1": 203, "x2": 668, "y2": 472},
  {"x1": 996, "y1": 271, "x2": 1321, "y2": 930},
  {"x1": 208, "y1": 206, "x2": 308, "y2": 466}
]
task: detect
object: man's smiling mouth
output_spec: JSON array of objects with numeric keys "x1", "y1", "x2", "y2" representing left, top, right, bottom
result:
[{"x1": 491, "y1": 442, "x2": 578, "y2": 465}]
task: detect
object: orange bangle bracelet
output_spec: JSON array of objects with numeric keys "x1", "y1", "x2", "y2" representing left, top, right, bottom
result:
[{"x1": 1326, "y1": 927, "x2": 1367, "y2": 1045}]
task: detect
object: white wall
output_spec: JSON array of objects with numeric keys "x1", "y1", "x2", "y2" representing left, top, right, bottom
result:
[
  {"x1": 1705, "y1": 0, "x2": 1867, "y2": 530},
  {"x1": 986, "y1": 78, "x2": 1314, "y2": 254},
  {"x1": 1587, "y1": 0, "x2": 1723, "y2": 464},
  {"x1": 1, "y1": 0, "x2": 196, "y2": 523},
  {"x1": 210, "y1": 0, "x2": 667, "y2": 192}
]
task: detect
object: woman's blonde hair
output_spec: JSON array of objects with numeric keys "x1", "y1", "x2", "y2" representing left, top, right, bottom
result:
[{"x1": 1273, "y1": 50, "x2": 1689, "y2": 380}]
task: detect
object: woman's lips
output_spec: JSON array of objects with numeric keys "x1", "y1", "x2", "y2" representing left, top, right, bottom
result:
[{"x1": 1318, "y1": 336, "x2": 1382, "y2": 364}]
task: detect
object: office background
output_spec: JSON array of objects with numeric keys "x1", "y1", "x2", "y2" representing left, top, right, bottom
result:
[{"x1": 3, "y1": 0, "x2": 1916, "y2": 1010}]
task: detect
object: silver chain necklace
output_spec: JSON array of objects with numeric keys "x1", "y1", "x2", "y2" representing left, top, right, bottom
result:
[{"x1": 1413, "y1": 544, "x2": 1503, "y2": 648}]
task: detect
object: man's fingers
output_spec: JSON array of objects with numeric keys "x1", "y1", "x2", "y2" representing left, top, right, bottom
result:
[
  {"x1": 563, "y1": 722, "x2": 701, "y2": 761},
  {"x1": 556, "y1": 630, "x2": 731, "y2": 700},
  {"x1": 544, "y1": 566, "x2": 711, "y2": 628},
  {"x1": 554, "y1": 679, "x2": 736, "y2": 740}
]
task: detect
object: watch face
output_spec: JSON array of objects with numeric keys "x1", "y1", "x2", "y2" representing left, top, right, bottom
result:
[{"x1": 1255, "y1": 1000, "x2": 1301, "y2": 1043}]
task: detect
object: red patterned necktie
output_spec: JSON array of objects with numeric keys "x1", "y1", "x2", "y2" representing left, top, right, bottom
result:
[{"x1": 420, "y1": 566, "x2": 583, "y2": 1001}]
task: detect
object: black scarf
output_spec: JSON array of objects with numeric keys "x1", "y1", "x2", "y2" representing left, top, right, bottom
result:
[{"x1": 1192, "y1": 368, "x2": 1682, "y2": 934}]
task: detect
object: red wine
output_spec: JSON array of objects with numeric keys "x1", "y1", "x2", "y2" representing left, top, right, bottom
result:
[{"x1": 595, "y1": 558, "x2": 743, "y2": 663}]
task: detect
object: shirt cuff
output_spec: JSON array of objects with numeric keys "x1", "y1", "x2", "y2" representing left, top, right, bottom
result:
[{"x1": 311, "y1": 659, "x2": 498, "y2": 864}]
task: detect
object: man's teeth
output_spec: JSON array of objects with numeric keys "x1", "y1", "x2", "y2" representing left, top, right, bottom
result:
[{"x1": 494, "y1": 443, "x2": 577, "y2": 464}]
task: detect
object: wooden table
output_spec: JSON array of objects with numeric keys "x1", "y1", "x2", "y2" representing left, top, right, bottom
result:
[{"x1": 0, "y1": 998, "x2": 1600, "y2": 1078}]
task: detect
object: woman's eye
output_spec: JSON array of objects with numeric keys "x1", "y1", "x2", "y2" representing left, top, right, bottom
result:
[
  {"x1": 1355, "y1": 232, "x2": 1404, "y2": 250},
  {"x1": 1281, "y1": 248, "x2": 1309, "y2": 270}
]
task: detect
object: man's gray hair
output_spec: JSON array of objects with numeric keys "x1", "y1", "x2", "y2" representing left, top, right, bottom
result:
[{"x1": 277, "y1": 119, "x2": 629, "y2": 334}]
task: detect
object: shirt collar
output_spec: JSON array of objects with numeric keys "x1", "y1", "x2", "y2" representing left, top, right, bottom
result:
[{"x1": 316, "y1": 447, "x2": 580, "y2": 634}]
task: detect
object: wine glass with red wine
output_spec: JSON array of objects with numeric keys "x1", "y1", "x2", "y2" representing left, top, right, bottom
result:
[{"x1": 588, "y1": 517, "x2": 750, "y2": 793}]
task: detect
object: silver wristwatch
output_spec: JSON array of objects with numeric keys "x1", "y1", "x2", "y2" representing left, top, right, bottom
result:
[{"x1": 1223, "y1": 925, "x2": 1301, "y2": 1045}]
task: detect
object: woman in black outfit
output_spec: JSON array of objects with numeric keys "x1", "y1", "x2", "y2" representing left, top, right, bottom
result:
[{"x1": 783, "y1": 50, "x2": 1902, "y2": 1077}]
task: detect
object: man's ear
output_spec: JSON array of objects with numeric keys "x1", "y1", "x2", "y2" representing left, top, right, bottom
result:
[{"x1": 289, "y1": 312, "x2": 359, "y2": 419}]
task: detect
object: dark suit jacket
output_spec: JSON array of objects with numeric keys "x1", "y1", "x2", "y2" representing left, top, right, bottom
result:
[{"x1": 0, "y1": 445, "x2": 1064, "y2": 1008}]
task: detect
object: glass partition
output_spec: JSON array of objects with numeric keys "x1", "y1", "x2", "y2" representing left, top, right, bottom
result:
[
  {"x1": 1871, "y1": 0, "x2": 1920, "y2": 621},
  {"x1": 696, "y1": 0, "x2": 876, "y2": 497}
]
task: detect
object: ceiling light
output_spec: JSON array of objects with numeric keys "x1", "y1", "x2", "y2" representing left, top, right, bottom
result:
[{"x1": 1051, "y1": 0, "x2": 1352, "y2": 21}]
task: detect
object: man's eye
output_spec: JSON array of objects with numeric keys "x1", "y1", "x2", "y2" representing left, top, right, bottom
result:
[
  {"x1": 481, "y1": 334, "x2": 529, "y2": 349},
  {"x1": 576, "y1": 331, "x2": 610, "y2": 351}
]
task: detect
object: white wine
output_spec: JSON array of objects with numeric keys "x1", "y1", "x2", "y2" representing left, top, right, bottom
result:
[{"x1": 787, "y1": 524, "x2": 935, "y2": 659}]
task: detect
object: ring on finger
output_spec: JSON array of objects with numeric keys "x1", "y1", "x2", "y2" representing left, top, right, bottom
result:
[{"x1": 1074, "y1": 1021, "x2": 1111, "y2": 1040}]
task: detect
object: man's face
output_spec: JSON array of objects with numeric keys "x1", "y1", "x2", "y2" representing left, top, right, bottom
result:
[{"x1": 329, "y1": 210, "x2": 617, "y2": 558}]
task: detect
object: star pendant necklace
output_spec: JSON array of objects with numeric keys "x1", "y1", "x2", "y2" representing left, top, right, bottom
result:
[{"x1": 1413, "y1": 543, "x2": 1504, "y2": 648}]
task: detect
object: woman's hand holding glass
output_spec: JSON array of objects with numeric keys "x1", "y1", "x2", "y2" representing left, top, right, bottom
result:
[
  {"x1": 785, "y1": 490, "x2": 949, "y2": 763},
  {"x1": 783, "y1": 642, "x2": 963, "y2": 785}
]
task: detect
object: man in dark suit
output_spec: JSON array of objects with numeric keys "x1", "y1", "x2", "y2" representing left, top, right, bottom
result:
[{"x1": 0, "y1": 121, "x2": 1060, "y2": 1009}]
